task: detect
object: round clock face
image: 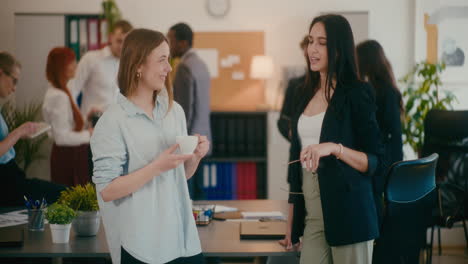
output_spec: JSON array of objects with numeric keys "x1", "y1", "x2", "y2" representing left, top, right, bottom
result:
[{"x1": 206, "y1": 0, "x2": 230, "y2": 18}]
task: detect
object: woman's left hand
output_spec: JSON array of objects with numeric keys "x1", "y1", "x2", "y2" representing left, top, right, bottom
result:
[
  {"x1": 193, "y1": 134, "x2": 210, "y2": 160},
  {"x1": 300, "y1": 142, "x2": 339, "y2": 172}
]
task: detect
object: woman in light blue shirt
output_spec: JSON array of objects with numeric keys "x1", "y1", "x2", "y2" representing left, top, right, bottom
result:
[{"x1": 91, "y1": 29, "x2": 209, "y2": 264}]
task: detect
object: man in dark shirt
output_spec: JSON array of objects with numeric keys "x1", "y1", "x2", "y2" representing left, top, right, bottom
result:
[{"x1": 168, "y1": 23, "x2": 212, "y2": 200}]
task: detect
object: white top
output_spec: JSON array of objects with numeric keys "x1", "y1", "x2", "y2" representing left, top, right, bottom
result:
[
  {"x1": 298, "y1": 112, "x2": 325, "y2": 168},
  {"x1": 69, "y1": 46, "x2": 120, "y2": 118},
  {"x1": 42, "y1": 86, "x2": 90, "y2": 146},
  {"x1": 91, "y1": 94, "x2": 201, "y2": 264}
]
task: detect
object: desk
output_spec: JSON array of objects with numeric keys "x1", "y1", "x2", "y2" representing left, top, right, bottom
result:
[{"x1": 0, "y1": 200, "x2": 297, "y2": 258}]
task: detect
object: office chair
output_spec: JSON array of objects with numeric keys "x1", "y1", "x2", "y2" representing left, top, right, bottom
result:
[
  {"x1": 373, "y1": 153, "x2": 438, "y2": 264},
  {"x1": 422, "y1": 109, "x2": 468, "y2": 256}
]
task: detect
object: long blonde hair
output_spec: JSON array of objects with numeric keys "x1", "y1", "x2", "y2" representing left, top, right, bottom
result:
[{"x1": 118, "y1": 28, "x2": 173, "y2": 110}]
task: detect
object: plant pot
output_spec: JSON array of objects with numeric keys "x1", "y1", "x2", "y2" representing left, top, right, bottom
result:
[
  {"x1": 72, "y1": 211, "x2": 100, "y2": 236},
  {"x1": 50, "y1": 223, "x2": 72, "y2": 243}
]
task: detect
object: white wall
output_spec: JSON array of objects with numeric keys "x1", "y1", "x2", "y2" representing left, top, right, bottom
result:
[
  {"x1": 2, "y1": 0, "x2": 418, "y2": 102},
  {"x1": 4, "y1": 0, "x2": 465, "y2": 179}
]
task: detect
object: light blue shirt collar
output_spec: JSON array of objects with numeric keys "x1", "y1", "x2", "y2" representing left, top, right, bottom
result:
[{"x1": 117, "y1": 93, "x2": 165, "y2": 118}]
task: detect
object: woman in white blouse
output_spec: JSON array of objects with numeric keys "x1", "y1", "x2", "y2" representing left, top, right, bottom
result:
[
  {"x1": 91, "y1": 29, "x2": 210, "y2": 264},
  {"x1": 43, "y1": 47, "x2": 92, "y2": 186}
]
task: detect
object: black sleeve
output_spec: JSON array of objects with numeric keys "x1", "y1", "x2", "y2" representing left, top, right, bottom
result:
[
  {"x1": 380, "y1": 89, "x2": 403, "y2": 163},
  {"x1": 277, "y1": 79, "x2": 299, "y2": 141},
  {"x1": 349, "y1": 83, "x2": 385, "y2": 177}
]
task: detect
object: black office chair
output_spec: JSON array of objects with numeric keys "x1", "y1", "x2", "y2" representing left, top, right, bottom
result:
[
  {"x1": 422, "y1": 109, "x2": 468, "y2": 256},
  {"x1": 373, "y1": 153, "x2": 438, "y2": 264}
]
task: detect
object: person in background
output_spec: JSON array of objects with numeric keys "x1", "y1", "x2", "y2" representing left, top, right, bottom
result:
[
  {"x1": 356, "y1": 40, "x2": 404, "y2": 264},
  {"x1": 288, "y1": 14, "x2": 384, "y2": 264},
  {"x1": 92, "y1": 28, "x2": 209, "y2": 264},
  {"x1": 43, "y1": 47, "x2": 91, "y2": 186},
  {"x1": 275, "y1": 36, "x2": 309, "y2": 260},
  {"x1": 70, "y1": 20, "x2": 133, "y2": 120},
  {"x1": 168, "y1": 22, "x2": 212, "y2": 200},
  {"x1": 0, "y1": 51, "x2": 65, "y2": 206},
  {"x1": 277, "y1": 35, "x2": 309, "y2": 142},
  {"x1": 356, "y1": 39, "x2": 403, "y2": 172}
]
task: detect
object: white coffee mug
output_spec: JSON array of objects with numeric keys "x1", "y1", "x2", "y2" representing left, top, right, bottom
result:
[{"x1": 176, "y1": 136, "x2": 198, "y2": 154}]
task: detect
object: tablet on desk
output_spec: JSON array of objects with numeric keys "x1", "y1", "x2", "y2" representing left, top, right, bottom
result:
[
  {"x1": 27, "y1": 122, "x2": 51, "y2": 139},
  {"x1": 0, "y1": 228, "x2": 23, "y2": 247},
  {"x1": 240, "y1": 221, "x2": 286, "y2": 240}
]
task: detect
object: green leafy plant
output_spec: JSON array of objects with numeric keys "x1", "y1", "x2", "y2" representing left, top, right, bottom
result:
[
  {"x1": 101, "y1": 0, "x2": 122, "y2": 34},
  {"x1": 401, "y1": 61, "x2": 457, "y2": 154},
  {"x1": 58, "y1": 183, "x2": 99, "y2": 212},
  {"x1": 45, "y1": 203, "x2": 76, "y2": 225},
  {"x1": 0, "y1": 100, "x2": 47, "y2": 171}
]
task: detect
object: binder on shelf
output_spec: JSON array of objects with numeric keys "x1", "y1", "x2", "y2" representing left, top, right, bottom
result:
[
  {"x1": 245, "y1": 118, "x2": 255, "y2": 156},
  {"x1": 100, "y1": 19, "x2": 108, "y2": 48},
  {"x1": 87, "y1": 18, "x2": 100, "y2": 51},
  {"x1": 236, "y1": 117, "x2": 246, "y2": 155},
  {"x1": 231, "y1": 163, "x2": 237, "y2": 200},
  {"x1": 67, "y1": 17, "x2": 80, "y2": 58},
  {"x1": 216, "y1": 118, "x2": 227, "y2": 156},
  {"x1": 79, "y1": 18, "x2": 88, "y2": 59},
  {"x1": 247, "y1": 162, "x2": 258, "y2": 199},
  {"x1": 209, "y1": 163, "x2": 217, "y2": 200},
  {"x1": 226, "y1": 118, "x2": 236, "y2": 156}
]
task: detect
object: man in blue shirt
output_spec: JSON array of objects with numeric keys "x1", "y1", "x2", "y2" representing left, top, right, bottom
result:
[{"x1": 0, "y1": 51, "x2": 65, "y2": 206}]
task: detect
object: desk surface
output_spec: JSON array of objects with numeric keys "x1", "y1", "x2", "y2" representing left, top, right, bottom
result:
[{"x1": 0, "y1": 200, "x2": 297, "y2": 258}]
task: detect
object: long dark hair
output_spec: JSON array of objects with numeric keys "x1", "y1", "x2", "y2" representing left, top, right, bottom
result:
[
  {"x1": 356, "y1": 40, "x2": 403, "y2": 113},
  {"x1": 299, "y1": 14, "x2": 359, "y2": 111}
]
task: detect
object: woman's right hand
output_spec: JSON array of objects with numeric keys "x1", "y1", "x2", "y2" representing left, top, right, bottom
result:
[
  {"x1": 278, "y1": 234, "x2": 293, "y2": 250},
  {"x1": 14, "y1": 122, "x2": 39, "y2": 139},
  {"x1": 153, "y1": 144, "x2": 194, "y2": 173}
]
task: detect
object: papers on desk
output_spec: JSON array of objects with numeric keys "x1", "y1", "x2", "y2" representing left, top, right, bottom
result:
[
  {"x1": 0, "y1": 209, "x2": 28, "y2": 228},
  {"x1": 214, "y1": 205, "x2": 238, "y2": 213},
  {"x1": 241, "y1": 211, "x2": 286, "y2": 221}
]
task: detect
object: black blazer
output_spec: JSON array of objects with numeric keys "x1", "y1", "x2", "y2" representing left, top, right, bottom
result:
[
  {"x1": 288, "y1": 81, "x2": 385, "y2": 246},
  {"x1": 375, "y1": 82, "x2": 403, "y2": 168}
]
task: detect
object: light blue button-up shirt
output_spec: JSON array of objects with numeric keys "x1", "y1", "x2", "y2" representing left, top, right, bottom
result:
[
  {"x1": 91, "y1": 93, "x2": 201, "y2": 264},
  {"x1": 0, "y1": 112, "x2": 15, "y2": 164}
]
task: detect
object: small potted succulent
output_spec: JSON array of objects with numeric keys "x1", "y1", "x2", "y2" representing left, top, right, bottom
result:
[
  {"x1": 45, "y1": 203, "x2": 76, "y2": 243},
  {"x1": 58, "y1": 183, "x2": 100, "y2": 236}
]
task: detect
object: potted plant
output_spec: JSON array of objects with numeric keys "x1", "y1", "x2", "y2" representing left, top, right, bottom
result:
[
  {"x1": 101, "y1": 0, "x2": 122, "y2": 34},
  {"x1": 45, "y1": 203, "x2": 76, "y2": 243},
  {"x1": 400, "y1": 61, "x2": 457, "y2": 156},
  {"x1": 58, "y1": 183, "x2": 100, "y2": 236}
]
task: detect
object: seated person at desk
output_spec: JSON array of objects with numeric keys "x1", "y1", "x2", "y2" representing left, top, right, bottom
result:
[{"x1": 0, "y1": 51, "x2": 65, "y2": 206}]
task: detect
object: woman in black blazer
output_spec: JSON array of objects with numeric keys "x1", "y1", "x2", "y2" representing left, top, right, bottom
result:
[
  {"x1": 288, "y1": 15, "x2": 384, "y2": 263},
  {"x1": 356, "y1": 40, "x2": 403, "y2": 172},
  {"x1": 356, "y1": 40, "x2": 404, "y2": 264}
]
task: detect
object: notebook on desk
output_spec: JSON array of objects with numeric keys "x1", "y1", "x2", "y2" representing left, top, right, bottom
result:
[
  {"x1": 0, "y1": 228, "x2": 24, "y2": 247},
  {"x1": 240, "y1": 221, "x2": 286, "y2": 240}
]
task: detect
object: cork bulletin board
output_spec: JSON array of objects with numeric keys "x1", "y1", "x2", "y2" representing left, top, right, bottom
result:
[{"x1": 193, "y1": 32, "x2": 265, "y2": 111}]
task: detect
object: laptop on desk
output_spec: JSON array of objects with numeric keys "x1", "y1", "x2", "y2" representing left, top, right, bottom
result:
[
  {"x1": 0, "y1": 228, "x2": 24, "y2": 247},
  {"x1": 240, "y1": 221, "x2": 286, "y2": 240}
]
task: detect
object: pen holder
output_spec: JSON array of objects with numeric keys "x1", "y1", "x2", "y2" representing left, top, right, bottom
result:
[
  {"x1": 28, "y1": 208, "x2": 45, "y2": 231},
  {"x1": 192, "y1": 205, "x2": 215, "y2": 226}
]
